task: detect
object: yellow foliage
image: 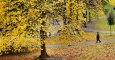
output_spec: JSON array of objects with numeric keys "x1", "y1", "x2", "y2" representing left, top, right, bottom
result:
[
  {"x1": 66, "y1": 0, "x2": 71, "y2": 17},
  {"x1": 0, "y1": 35, "x2": 41, "y2": 55},
  {"x1": 0, "y1": 0, "x2": 106, "y2": 55},
  {"x1": 109, "y1": 0, "x2": 115, "y2": 6}
]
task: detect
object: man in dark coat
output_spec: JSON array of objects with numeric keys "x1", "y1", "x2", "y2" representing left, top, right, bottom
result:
[{"x1": 96, "y1": 32, "x2": 101, "y2": 43}]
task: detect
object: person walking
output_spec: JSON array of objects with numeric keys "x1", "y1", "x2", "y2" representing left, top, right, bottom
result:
[{"x1": 96, "y1": 32, "x2": 101, "y2": 43}]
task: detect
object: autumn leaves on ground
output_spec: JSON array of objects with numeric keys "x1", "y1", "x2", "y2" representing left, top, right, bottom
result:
[
  {"x1": 1, "y1": 43, "x2": 115, "y2": 60},
  {"x1": 1, "y1": 0, "x2": 115, "y2": 60}
]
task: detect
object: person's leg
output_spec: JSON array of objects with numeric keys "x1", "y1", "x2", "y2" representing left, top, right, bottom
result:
[
  {"x1": 99, "y1": 40, "x2": 101, "y2": 43},
  {"x1": 96, "y1": 40, "x2": 98, "y2": 43}
]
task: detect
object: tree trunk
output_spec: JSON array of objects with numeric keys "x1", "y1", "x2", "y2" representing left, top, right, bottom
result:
[
  {"x1": 88, "y1": 12, "x2": 91, "y2": 22},
  {"x1": 40, "y1": 43, "x2": 47, "y2": 60},
  {"x1": 110, "y1": 25, "x2": 112, "y2": 36},
  {"x1": 39, "y1": 29, "x2": 48, "y2": 60}
]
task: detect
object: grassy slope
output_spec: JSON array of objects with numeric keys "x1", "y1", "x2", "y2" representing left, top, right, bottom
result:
[{"x1": 94, "y1": 18, "x2": 115, "y2": 31}]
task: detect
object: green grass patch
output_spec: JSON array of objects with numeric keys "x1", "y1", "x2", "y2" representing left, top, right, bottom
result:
[{"x1": 94, "y1": 18, "x2": 115, "y2": 31}]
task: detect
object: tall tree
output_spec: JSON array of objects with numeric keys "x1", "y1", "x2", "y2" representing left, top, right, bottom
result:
[{"x1": 107, "y1": 10, "x2": 115, "y2": 36}]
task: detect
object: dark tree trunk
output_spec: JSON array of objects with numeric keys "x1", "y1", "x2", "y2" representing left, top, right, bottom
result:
[
  {"x1": 110, "y1": 25, "x2": 112, "y2": 36},
  {"x1": 40, "y1": 43, "x2": 47, "y2": 60},
  {"x1": 39, "y1": 28, "x2": 49, "y2": 60},
  {"x1": 88, "y1": 12, "x2": 91, "y2": 22}
]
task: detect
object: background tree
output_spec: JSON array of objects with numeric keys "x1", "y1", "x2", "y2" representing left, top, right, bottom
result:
[
  {"x1": 102, "y1": 0, "x2": 115, "y2": 36},
  {"x1": 107, "y1": 10, "x2": 115, "y2": 36}
]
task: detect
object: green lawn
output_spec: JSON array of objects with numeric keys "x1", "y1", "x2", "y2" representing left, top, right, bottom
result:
[{"x1": 93, "y1": 18, "x2": 115, "y2": 31}]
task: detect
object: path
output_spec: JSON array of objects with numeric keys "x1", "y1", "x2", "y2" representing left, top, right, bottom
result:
[{"x1": 46, "y1": 40, "x2": 115, "y2": 48}]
